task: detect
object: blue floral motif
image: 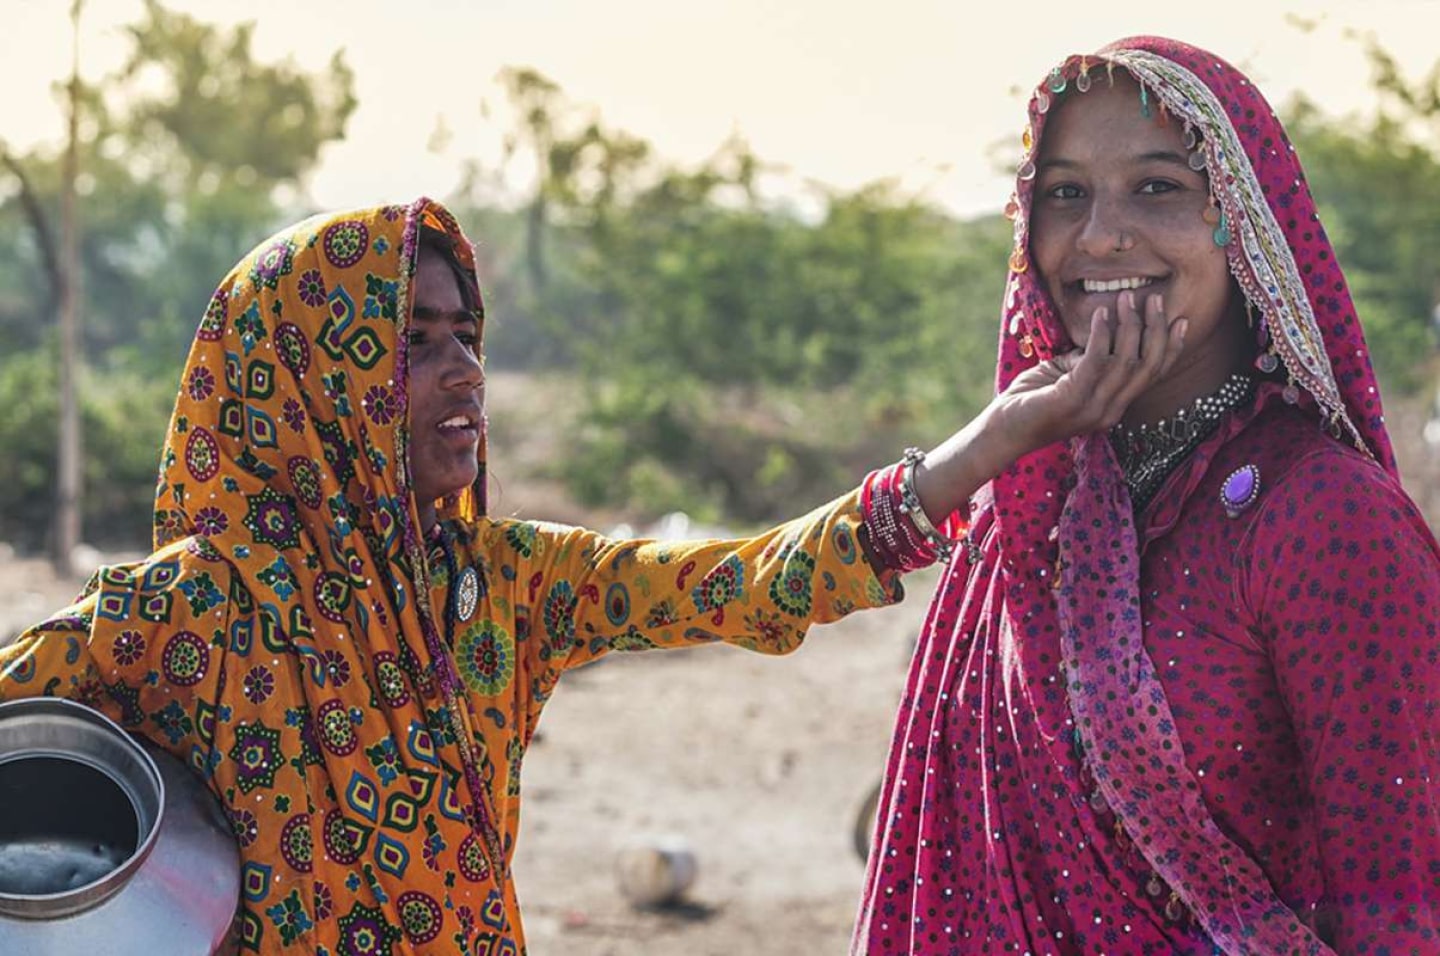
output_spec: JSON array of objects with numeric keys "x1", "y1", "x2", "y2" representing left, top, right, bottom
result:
[
  {"x1": 151, "y1": 700, "x2": 193, "y2": 746},
  {"x1": 692, "y1": 555, "x2": 745, "y2": 613},
  {"x1": 265, "y1": 888, "x2": 314, "y2": 945},
  {"x1": 364, "y1": 738, "x2": 401, "y2": 786},
  {"x1": 178, "y1": 571, "x2": 226, "y2": 615},
  {"x1": 362, "y1": 274, "x2": 400, "y2": 321},
  {"x1": 257, "y1": 557, "x2": 298, "y2": 601}
]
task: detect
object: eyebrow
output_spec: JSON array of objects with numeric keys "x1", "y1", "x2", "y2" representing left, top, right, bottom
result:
[
  {"x1": 412, "y1": 306, "x2": 483, "y2": 324},
  {"x1": 1040, "y1": 150, "x2": 1196, "y2": 172}
]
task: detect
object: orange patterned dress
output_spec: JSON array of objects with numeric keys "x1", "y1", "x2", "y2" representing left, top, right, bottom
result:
[{"x1": 0, "y1": 199, "x2": 905, "y2": 955}]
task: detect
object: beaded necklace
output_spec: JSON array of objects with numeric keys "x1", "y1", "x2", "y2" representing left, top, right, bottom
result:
[{"x1": 1110, "y1": 372, "x2": 1254, "y2": 511}]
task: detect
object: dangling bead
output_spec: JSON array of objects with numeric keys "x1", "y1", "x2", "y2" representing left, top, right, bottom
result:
[
  {"x1": 1146, "y1": 874, "x2": 1166, "y2": 897},
  {"x1": 1255, "y1": 352, "x2": 1280, "y2": 374},
  {"x1": 1282, "y1": 384, "x2": 1301, "y2": 404},
  {"x1": 1035, "y1": 90, "x2": 1051, "y2": 114},
  {"x1": 1048, "y1": 67, "x2": 1067, "y2": 94},
  {"x1": 1009, "y1": 246, "x2": 1028, "y2": 274},
  {"x1": 1212, "y1": 210, "x2": 1231, "y2": 247},
  {"x1": 1018, "y1": 333, "x2": 1035, "y2": 358},
  {"x1": 1188, "y1": 150, "x2": 1207, "y2": 171},
  {"x1": 1164, "y1": 892, "x2": 1186, "y2": 922},
  {"x1": 1075, "y1": 62, "x2": 1092, "y2": 93},
  {"x1": 1183, "y1": 125, "x2": 1198, "y2": 150},
  {"x1": 1018, "y1": 159, "x2": 1037, "y2": 181}
]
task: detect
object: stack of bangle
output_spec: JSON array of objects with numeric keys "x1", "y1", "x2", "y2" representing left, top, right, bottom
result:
[{"x1": 861, "y1": 448, "x2": 958, "y2": 571}]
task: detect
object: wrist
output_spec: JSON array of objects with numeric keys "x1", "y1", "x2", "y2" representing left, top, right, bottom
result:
[{"x1": 971, "y1": 398, "x2": 1036, "y2": 477}]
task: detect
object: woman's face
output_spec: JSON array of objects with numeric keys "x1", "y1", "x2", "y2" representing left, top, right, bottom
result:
[
  {"x1": 406, "y1": 245, "x2": 484, "y2": 527},
  {"x1": 1030, "y1": 74, "x2": 1247, "y2": 405}
]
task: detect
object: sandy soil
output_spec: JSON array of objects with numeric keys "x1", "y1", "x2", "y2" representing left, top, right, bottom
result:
[{"x1": 509, "y1": 581, "x2": 932, "y2": 956}]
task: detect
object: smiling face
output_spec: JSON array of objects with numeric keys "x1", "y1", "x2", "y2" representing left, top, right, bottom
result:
[
  {"x1": 1030, "y1": 73, "x2": 1251, "y2": 419},
  {"x1": 406, "y1": 241, "x2": 485, "y2": 530}
]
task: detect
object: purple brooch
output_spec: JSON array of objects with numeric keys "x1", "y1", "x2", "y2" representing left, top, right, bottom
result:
[{"x1": 1220, "y1": 464, "x2": 1261, "y2": 518}]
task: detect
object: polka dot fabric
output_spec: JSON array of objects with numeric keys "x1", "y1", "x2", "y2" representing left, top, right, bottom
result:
[{"x1": 853, "y1": 37, "x2": 1440, "y2": 956}]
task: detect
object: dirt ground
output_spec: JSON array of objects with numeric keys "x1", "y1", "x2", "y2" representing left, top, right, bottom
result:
[{"x1": 508, "y1": 580, "x2": 934, "y2": 956}]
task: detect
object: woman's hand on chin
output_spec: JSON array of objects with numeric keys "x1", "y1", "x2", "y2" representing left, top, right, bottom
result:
[
  {"x1": 996, "y1": 291, "x2": 1186, "y2": 453},
  {"x1": 899, "y1": 291, "x2": 1185, "y2": 531}
]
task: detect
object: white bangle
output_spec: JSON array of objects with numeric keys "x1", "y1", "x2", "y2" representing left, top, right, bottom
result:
[{"x1": 898, "y1": 447, "x2": 954, "y2": 562}]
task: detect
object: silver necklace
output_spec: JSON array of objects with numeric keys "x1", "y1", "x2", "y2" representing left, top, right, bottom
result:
[{"x1": 1111, "y1": 372, "x2": 1254, "y2": 510}]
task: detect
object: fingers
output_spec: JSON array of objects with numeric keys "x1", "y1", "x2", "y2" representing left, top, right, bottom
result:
[
  {"x1": 1064, "y1": 307, "x2": 1113, "y2": 389},
  {"x1": 1104, "y1": 292, "x2": 1174, "y2": 412},
  {"x1": 1160, "y1": 316, "x2": 1189, "y2": 376},
  {"x1": 1110, "y1": 289, "x2": 1144, "y2": 363},
  {"x1": 1066, "y1": 292, "x2": 1186, "y2": 429},
  {"x1": 1070, "y1": 293, "x2": 1138, "y2": 404}
]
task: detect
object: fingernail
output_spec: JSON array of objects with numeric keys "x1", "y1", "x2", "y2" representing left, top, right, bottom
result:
[
  {"x1": 1177, "y1": 318, "x2": 1189, "y2": 342},
  {"x1": 1155, "y1": 294, "x2": 1165, "y2": 314},
  {"x1": 1122, "y1": 290, "x2": 1135, "y2": 311}
]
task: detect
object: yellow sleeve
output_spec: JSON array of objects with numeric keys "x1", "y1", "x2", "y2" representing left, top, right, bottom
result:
[
  {"x1": 0, "y1": 540, "x2": 230, "y2": 771},
  {"x1": 0, "y1": 584, "x2": 105, "y2": 703},
  {"x1": 482, "y1": 488, "x2": 903, "y2": 686}
]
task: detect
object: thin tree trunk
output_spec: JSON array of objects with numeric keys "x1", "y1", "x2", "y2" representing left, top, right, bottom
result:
[{"x1": 53, "y1": 0, "x2": 83, "y2": 576}]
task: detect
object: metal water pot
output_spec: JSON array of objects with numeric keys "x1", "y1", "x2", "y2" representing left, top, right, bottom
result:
[{"x1": 0, "y1": 697, "x2": 240, "y2": 954}]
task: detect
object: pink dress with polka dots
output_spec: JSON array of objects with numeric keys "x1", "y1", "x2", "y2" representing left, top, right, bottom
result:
[{"x1": 854, "y1": 37, "x2": 1440, "y2": 955}]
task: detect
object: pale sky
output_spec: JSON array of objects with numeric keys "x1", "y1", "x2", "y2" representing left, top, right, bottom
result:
[{"x1": 3, "y1": 0, "x2": 1438, "y2": 217}]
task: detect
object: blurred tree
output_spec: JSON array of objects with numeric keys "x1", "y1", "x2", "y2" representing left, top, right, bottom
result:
[
  {"x1": 0, "y1": 0, "x2": 355, "y2": 548},
  {"x1": 462, "y1": 53, "x2": 1440, "y2": 523},
  {"x1": 3, "y1": 0, "x2": 355, "y2": 367},
  {"x1": 1285, "y1": 36, "x2": 1440, "y2": 390},
  {"x1": 456, "y1": 70, "x2": 1011, "y2": 519}
]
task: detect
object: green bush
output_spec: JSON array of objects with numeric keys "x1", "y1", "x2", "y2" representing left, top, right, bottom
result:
[{"x1": 0, "y1": 351, "x2": 174, "y2": 551}]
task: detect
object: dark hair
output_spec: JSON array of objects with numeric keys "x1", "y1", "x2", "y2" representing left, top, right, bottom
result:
[{"x1": 418, "y1": 225, "x2": 482, "y2": 315}]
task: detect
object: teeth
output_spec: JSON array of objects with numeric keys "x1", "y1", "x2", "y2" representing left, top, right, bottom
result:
[
  {"x1": 438, "y1": 416, "x2": 471, "y2": 429},
  {"x1": 1082, "y1": 277, "x2": 1155, "y2": 293}
]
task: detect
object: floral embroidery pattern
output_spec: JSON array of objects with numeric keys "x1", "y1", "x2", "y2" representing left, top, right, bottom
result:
[{"x1": 0, "y1": 200, "x2": 901, "y2": 955}]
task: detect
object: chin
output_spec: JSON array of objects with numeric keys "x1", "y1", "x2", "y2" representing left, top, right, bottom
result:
[{"x1": 1060, "y1": 324, "x2": 1089, "y2": 351}]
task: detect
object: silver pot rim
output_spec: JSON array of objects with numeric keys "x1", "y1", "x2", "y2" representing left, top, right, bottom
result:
[{"x1": 0, "y1": 698, "x2": 167, "y2": 918}]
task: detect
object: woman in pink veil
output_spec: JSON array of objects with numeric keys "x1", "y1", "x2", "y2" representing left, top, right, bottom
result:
[{"x1": 854, "y1": 37, "x2": 1440, "y2": 954}]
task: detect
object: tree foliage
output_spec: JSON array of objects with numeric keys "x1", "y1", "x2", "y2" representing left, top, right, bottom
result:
[
  {"x1": 1283, "y1": 35, "x2": 1440, "y2": 390},
  {"x1": 1, "y1": 11, "x2": 1436, "y2": 545},
  {"x1": 0, "y1": 1, "x2": 355, "y2": 546}
]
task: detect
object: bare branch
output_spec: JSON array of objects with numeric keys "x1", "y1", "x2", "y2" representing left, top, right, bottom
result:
[{"x1": 0, "y1": 146, "x2": 63, "y2": 303}]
